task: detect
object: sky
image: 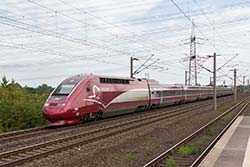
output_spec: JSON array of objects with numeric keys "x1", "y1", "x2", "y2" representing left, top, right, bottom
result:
[{"x1": 0, "y1": 0, "x2": 249, "y2": 87}]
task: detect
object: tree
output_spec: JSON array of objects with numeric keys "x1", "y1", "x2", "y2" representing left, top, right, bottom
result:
[
  {"x1": 1, "y1": 76, "x2": 9, "y2": 88},
  {"x1": 0, "y1": 78, "x2": 52, "y2": 132},
  {"x1": 36, "y1": 84, "x2": 53, "y2": 94}
]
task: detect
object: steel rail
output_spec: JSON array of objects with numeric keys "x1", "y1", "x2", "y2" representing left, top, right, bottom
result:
[
  {"x1": 142, "y1": 97, "x2": 250, "y2": 167},
  {"x1": 190, "y1": 98, "x2": 250, "y2": 167},
  {"x1": 0, "y1": 99, "x2": 217, "y2": 167},
  {"x1": 0, "y1": 126, "x2": 47, "y2": 140},
  {"x1": 0, "y1": 98, "x2": 220, "y2": 143}
]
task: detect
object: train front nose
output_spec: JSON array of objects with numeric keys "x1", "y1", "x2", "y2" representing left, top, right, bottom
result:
[
  {"x1": 43, "y1": 105, "x2": 80, "y2": 126},
  {"x1": 43, "y1": 106, "x2": 66, "y2": 120}
]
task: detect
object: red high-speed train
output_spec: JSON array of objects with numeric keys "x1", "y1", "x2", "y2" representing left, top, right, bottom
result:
[{"x1": 43, "y1": 74, "x2": 233, "y2": 126}]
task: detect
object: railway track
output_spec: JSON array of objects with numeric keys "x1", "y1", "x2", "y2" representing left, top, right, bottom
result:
[
  {"x1": 142, "y1": 97, "x2": 250, "y2": 167},
  {"x1": 0, "y1": 96, "x2": 232, "y2": 167},
  {"x1": 0, "y1": 106, "x2": 198, "y2": 145},
  {"x1": 0, "y1": 126, "x2": 47, "y2": 142},
  {"x1": 0, "y1": 96, "x2": 234, "y2": 146}
]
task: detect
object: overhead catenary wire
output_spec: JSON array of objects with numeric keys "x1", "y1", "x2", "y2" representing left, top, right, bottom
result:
[
  {"x1": 23, "y1": 0, "x2": 189, "y2": 59},
  {"x1": 0, "y1": 2, "x2": 247, "y2": 52}
]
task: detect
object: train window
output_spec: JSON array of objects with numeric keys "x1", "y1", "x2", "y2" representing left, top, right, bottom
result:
[
  {"x1": 163, "y1": 91, "x2": 169, "y2": 96},
  {"x1": 99, "y1": 77, "x2": 130, "y2": 84},
  {"x1": 161, "y1": 90, "x2": 181, "y2": 96},
  {"x1": 176, "y1": 90, "x2": 182, "y2": 95},
  {"x1": 86, "y1": 87, "x2": 91, "y2": 92},
  {"x1": 53, "y1": 84, "x2": 76, "y2": 95},
  {"x1": 187, "y1": 90, "x2": 196, "y2": 94}
]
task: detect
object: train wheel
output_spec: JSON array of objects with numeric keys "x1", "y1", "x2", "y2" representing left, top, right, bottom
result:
[
  {"x1": 97, "y1": 111, "x2": 103, "y2": 120},
  {"x1": 92, "y1": 112, "x2": 102, "y2": 121},
  {"x1": 80, "y1": 114, "x2": 90, "y2": 123},
  {"x1": 136, "y1": 106, "x2": 144, "y2": 112}
]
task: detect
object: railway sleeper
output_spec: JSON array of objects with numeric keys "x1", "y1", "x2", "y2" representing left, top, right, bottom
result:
[
  {"x1": 0, "y1": 161, "x2": 6, "y2": 165},
  {"x1": 55, "y1": 143, "x2": 69, "y2": 147},
  {"x1": 38, "y1": 147, "x2": 51, "y2": 152},
  {"x1": 30, "y1": 150, "x2": 46, "y2": 154},
  {"x1": 24, "y1": 151, "x2": 40, "y2": 156},
  {"x1": 18, "y1": 153, "x2": 31, "y2": 157},
  {"x1": 0, "y1": 157, "x2": 13, "y2": 162},
  {"x1": 10, "y1": 155, "x2": 27, "y2": 160},
  {"x1": 46, "y1": 146, "x2": 57, "y2": 150}
]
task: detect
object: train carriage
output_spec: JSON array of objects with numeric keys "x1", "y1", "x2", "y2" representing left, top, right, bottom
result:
[{"x1": 43, "y1": 74, "x2": 233, "y2": 126}]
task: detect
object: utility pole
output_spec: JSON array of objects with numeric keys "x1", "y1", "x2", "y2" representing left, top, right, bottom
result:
[
  {"x1": 188, "y1": 20, "x2": 195, "y2": 85},
  {"x1": 213, "y1": 53, "x2": 217, "y2": 111},
  {"x1": 182, "y1": 20, "x2": 206, "y2": 85},
  {"x1": 193, "y1": 20, "x2": 197, "y2": 85},
  {"x1": 185, "y1": 19, "x2": 199, "y2": 85},
  {"x1": 234, "y1": 68, "x2": 237, "y2": 102},
  {"x1": 145, "y1": 73, "x2": 149, "y2": 79},
  {"x1": 130, "y1": 57, "x2": 133, "y2": 78},
  {"x1": 188, "y1": 54, "x2": 192, "y2": 85},
  {"x1": 130, "y1": 57, "x2": 138, "y2": 78},
  {"x1": 185, "y1": 71, "x2": 188, "y2": 85},
  {"x1": 243, "y1": 76, "x2": 246, "y2": 86},
  {"x1": 210, "y1": 77, "x2": 213, "y2": 85}
]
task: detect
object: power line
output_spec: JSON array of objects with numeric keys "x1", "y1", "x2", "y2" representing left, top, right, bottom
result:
[
  {"x1": 192, "y1": 0, "x2": 238, "y2": 62},
  {"x1": 169, "y1": 0, "x2": 220, "y2": 53},
  {"x1": 0, "y1": 3, "x2": 247, "y2": 54},
  {"x1": 26, "y1": 0, "x2": 187, "y2": 59},
  {"x1": 0, "y1": 16, "x2": 133, "y2": 56},
  {"x1": 56, "y1": 0, "x2": 183, "y2": 53}
]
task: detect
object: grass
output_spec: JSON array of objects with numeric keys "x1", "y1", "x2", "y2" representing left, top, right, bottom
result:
[
  {"x1": 166, "y1": 158, "x2": 177, "y2": 167},
  {"x1": 217, "y1": 100, "x2": 238, "y2": 113},
  {"x1": 222, "y1": 114, "x2": 232, "y2": 122},
  {"x1": 196, "y1": 134, "x2": 211, "y2": 145},
  {"x1": 177, "y1": 145, "x2": 198, "y2": 157}
]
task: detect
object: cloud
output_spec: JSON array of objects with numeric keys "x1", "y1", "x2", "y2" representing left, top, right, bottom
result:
[{"x1": 0, "y1": 0, "x2": 249, "y2": 87}]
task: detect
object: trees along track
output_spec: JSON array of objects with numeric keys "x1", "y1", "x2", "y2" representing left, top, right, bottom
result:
[
  {"x1": 142, "y1": 96, "x2": 250, "y2": 167},
  {"x1": 0, "y1": 96, "x2": 235, "y2": 167},
  {"x1": 0, "y1": 96, "x2": 233, "y2": 144}
]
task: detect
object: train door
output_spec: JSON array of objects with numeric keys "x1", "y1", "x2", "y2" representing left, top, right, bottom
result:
[
  {"x1": 160, "y1": 91, "x2": 163, "y2": 104},
  {"x1": 184, "y1": 88, "x2": 187, "y2": 101}
]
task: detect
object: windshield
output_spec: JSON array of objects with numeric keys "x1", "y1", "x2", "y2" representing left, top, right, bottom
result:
[
  {"x1": 52, "y1": 84, "x2": 76, "y2": 95},
  {"x1": 52, "y1": 76, "x2": 84, "y2": 96}
]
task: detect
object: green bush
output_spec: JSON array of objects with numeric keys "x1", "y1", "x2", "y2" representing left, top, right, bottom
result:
[{"x1": 0, "y1": 77, "x2": 52, "y2": 132}]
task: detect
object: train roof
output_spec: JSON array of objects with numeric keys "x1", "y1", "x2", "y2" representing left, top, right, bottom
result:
[
  {"x1": 158, "y1": 84, "x2": 232, "y2": 90},
  {"x1": 61, "y1": 74, "x2": 87, "y2": 84},
  {"x1": 61, "y1": 74, "x2": 232, "y2": 89},
  {"x1": 62, "y1": 74, "x2": 159, "y2": 84}
]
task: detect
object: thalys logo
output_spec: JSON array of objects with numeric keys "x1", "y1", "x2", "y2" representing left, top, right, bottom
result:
[{"x1": 88, "y1": 85, "x2": 101, "y2": 100}]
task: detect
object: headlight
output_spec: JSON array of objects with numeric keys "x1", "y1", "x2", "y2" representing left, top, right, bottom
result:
[
  {"x1": 57, "y1": 103, "x2": 66, "y2": 107},
  {"x1": 44, "y1": 103, "x2": 49, "y2": 107}
]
